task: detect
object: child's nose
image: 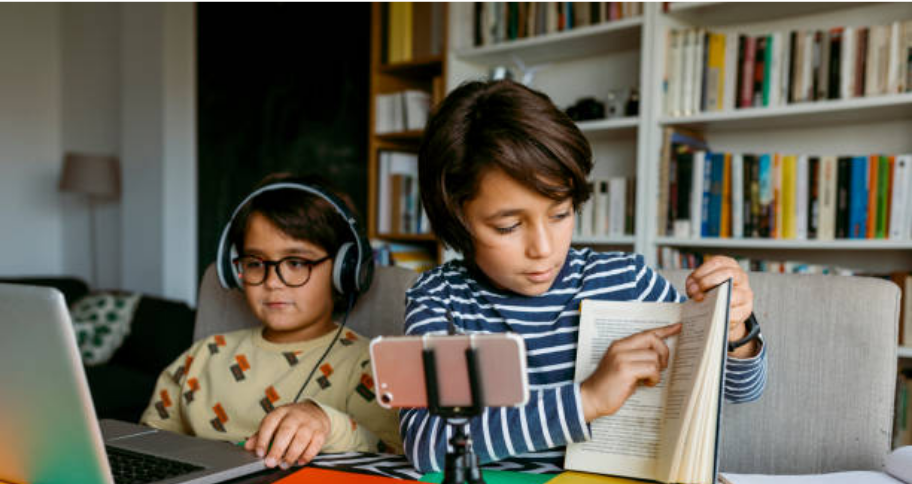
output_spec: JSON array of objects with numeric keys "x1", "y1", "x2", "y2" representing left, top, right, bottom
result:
[{"x1": 526, "y1": 223, "x2": 552, "y2": 259}]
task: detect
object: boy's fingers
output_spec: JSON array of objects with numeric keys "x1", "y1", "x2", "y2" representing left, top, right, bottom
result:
[
  {"x1": 255, "y1": 409, "x2": 285, "y2": 457},
  {"x1": 299, "y1": 432, "x2": 325, "y2": 465},
  {"x1": 244, "y1": 433, "x2": 257, "y2": 451},
  {"x1": 266, "y1": 421, "x2": 298, "y2": 467},
  {"x1": 283, "y1": 429, "x2": 312, "y2": 467},
  {"x1": 653, "y1": 322, "x2": 682, "y2": 339}
]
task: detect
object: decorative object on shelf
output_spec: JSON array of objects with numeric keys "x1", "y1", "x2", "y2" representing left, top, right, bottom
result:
[
  {"x1": 565, "y1": 97, "x2": 605, "y2": 122},
  {"x1": 625, "y1": 87, "x2": 640, "y2": 116},
  {"x1": 58, "y1": 152, "x2": 121, "y2": 287}
]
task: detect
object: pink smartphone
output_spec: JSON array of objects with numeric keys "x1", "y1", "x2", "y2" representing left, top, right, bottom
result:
[{"x1": 369, "y1": 333, "x2": 529, "y2": 409}]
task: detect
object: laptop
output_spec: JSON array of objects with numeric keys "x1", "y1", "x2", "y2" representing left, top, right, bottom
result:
[{"x1": 0, "y1": 283, "x2": 266, "y2": 484}]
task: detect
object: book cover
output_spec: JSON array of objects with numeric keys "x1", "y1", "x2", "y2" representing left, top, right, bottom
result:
[
  {"x1": 565, "y1": 282, "x2": 732, "y2": 484},
  {"x1": 828, "y1": 28, "x2": 843, "y2": 99},
  {"x1": 817, "y1": 156, "x2": 838, "y2": 241},
  {"x1": 753, "y1": 36, "x2": 767, "y2": 107},
  {"x1": 692, "y1": 151, "x2": 707, "y2": 239},
  {"x1": 747, "y1": 154, "x2": 760, "y2": 238},
  {"x1": 772, "y1": 154, "x2": 782, "y2": 239},
  {"x1": 849, "y1": 155, "x2": 869, "y2": 239},
  {"x1": 709, "y1": 153, "x2": 725, "y2": 237},
  {"x1": 702, "y1": 152, "x2": 714, "y2": 237}
]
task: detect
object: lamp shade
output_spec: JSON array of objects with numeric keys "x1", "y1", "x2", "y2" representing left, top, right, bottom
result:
[{"x1": 59, "y1": 153, "x2": 121, "y2": 200}]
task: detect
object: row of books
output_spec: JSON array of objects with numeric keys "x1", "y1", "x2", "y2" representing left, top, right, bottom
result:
[
  {"x1": 473, "y1": 2, "x2": 642, "y2": 47},
  {"x1": 381, "y1": 2, "x2": 445, "y2": 64},
  {"x1": 374, "y1": 90, "x2": 431, "y2": 135},
  {"x1": 664, "y1": 20, "x2": 912, "y2": 116},
  {"x1": 575, "y1": 177, "x2": 635, "y2": 238},
  {"x1": 658, "y1": 129, "x2": 912, "y2": 240},
  {"x1": 371, "y1": 241, "x2": 436, "y2": 274},
  {"x1": 376, "y1": 151, "x2": 431, "y2": 236},
  {"x1": 894, "y1": 369, "x2": 912, "y2": 447},
  {"x1": 658, "y1": 247, "x2": 859, "y2": 275}
]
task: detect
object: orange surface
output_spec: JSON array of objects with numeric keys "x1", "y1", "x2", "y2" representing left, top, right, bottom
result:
[{"x1": 276, "y1": 467, "x2": 405, "y2": 484}]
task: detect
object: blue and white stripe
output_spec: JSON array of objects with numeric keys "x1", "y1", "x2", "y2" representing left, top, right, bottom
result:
[{"x1": 400, "y1": 248, "x2": 767, "y2": 473}]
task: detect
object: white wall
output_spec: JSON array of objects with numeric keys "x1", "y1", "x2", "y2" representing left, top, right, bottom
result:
[
  {"x1": 0, "y1": 3, "x2": 63, "y2": 276},
  {"x1": 0, "y1": 2, "x2": 197, "y2": 305},
  {"x1": 61, "y1": 2, "x2": 122, "y2": 290}
]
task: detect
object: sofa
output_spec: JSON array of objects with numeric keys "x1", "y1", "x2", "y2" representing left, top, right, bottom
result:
[{"x1": 0, "y1": 276, "x2": 196, "y2": 422}]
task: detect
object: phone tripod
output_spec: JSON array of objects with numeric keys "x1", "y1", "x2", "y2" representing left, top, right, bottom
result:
[{"x1": 422, "y1": 343, "x2": 486, "y2": 484}]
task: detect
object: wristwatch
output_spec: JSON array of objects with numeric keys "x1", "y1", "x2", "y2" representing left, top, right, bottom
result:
[{"x1": 728, "y1": 312, "x2": 761, "y2": 353}]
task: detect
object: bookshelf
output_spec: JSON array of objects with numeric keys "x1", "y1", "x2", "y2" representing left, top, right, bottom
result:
[
  {"x1": 443, "y1": 2, "x2": 912, "y2": 368},
  {"x1": 368, "y1": 3, "x2": 448, "y2": 266}
]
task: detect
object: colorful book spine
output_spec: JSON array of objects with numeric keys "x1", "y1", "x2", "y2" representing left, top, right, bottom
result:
[
  {"x1": 758, "y1": 154, "x2": 772, "y2": 238},
  {"x1": 835, "y1": 156, "x2": 852, "y2": 238},
  {"x1": 781, "y1": 154, "x2": 797, "y2": 239},
  {"x1": 721, "y1": 152, "x2": 732, "y2": 238},
  {"x1": 876, "y1": 155, "x2": 890, "y2": 239},
  {"x1": 849, "y1": 155, "x2": 869, "y2": 239},
  {"x1": 866, "y1": 154, "x2": 879, "y2": 239}
]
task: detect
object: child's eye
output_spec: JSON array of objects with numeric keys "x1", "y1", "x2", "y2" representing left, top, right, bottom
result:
[
  {"x1": 552, "y1": 211, "x2": 571, "y2": 221},
  {"x1": 285, "y1": 259, "x2": 307, "y2": 269},
  {"x1": 495, "y1": 223, "x2": 520, "y2": 234}
]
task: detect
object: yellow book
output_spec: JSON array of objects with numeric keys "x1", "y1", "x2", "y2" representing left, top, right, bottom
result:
[
  {"x1": 388, "y1": 3, "x2": 413, "y2": 64},
  {"x1": 781, "y1": 155, "x2": 797, "y2": 239},
  {"x1": 720, "y1": 153, "x2": 731, "y2": 238},
  {"x1": 772, "y1": 154, "x2": 782, "y2": 239},
  {"x1": 706, "y1": 33, "x2": 726, "y2": 111}
]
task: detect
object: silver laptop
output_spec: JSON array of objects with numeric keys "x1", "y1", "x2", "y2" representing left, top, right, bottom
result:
[{"x1": 0, "y1": 283, "x2": 266, "y2": 484}]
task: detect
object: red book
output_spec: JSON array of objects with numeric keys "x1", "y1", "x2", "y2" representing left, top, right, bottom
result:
[{"x1": 740, "y1": 36, "x2": 757, "y2": 108}]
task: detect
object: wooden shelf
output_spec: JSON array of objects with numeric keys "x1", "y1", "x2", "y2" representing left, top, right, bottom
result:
[
  {"x1": 379, "y1": 56, "x2": 444, "y2": 77},
  {"x1": 655, "y1": 237, "x2": 912, "y2": 250},
  {"x1": 455, "y1": 16, "x2": 642, "y2": 66},
  {"x1": 665, "y1": 2, "x2": 875, "y2": 26},
  {"x1": 658, "y1": 92, "x2": 912, "y2": 131},
  {"x1": 573, "y1": 235, "x2": 636, "y2": 245},
  {"x1": 376, "y1": 130, "x2": 424, "y2": 143}
]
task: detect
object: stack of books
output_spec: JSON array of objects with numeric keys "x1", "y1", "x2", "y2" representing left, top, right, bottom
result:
[
  {"x1": 374, "y1": 90, "x2": 431, "y2": 135},
  {"x1": 664, "y1": 20, "x2": 912, "y2": 116},
  {"x1": 473, "y1": 2, "x2": 642, "y2": 47}
]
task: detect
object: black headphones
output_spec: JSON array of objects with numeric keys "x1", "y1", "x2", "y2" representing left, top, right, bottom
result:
[{"x1": 215, "y1": 181, "x2": 374, "y2": 300}]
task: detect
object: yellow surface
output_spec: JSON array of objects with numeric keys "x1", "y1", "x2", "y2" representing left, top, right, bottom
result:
[{"x1": 547, "y1": 472, "x2": 649, "y2": 484}]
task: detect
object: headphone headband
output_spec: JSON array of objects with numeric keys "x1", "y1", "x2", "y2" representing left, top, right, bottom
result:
[{"x1": 215, "y1": 181, "x2": 374, "y2": 300}]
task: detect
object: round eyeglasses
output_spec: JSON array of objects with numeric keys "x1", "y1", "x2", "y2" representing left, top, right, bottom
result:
[{"x1": 233, "y1": 255, "x2": 331, "y2": 287}]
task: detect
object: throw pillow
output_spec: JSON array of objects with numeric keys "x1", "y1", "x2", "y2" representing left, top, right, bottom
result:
[{"x1": 71, "y1": 291, "x2": 142, "y2": 365}]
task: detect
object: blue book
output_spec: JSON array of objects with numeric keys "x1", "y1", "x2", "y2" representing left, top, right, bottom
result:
[
  {"x1": 848, "y1": 156, "x2": 869, "y2": 239},
  {"x1": 701, "y1": 152, "x2": 714, "y2": 237},
  {"x1": 708, "y1": 152, "x2": 726, "y2": 237}
]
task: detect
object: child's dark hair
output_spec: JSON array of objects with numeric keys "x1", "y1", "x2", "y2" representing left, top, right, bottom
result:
[
  {"x1": 418, "y1": 80, "x2": 593, "y2": 257},
  {"x1": 229, "y1": 173, "x2": 356, "y2": 309}
]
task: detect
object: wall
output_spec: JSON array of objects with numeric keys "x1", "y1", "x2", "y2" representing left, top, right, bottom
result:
[
  {"x1": 0, "y1": 3, "x2": 63, "y2": 276},
  {"x1": 0, "y1": 2, "x2": 197, "y2": 305}
]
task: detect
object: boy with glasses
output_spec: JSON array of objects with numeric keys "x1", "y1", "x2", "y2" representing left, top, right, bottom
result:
[{"x1": 141, "y1": 175, "x2": 401, "y2": 470}]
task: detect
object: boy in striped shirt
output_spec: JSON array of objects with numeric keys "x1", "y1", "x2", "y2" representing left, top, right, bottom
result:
[{"x1": 401, "y1": 80, "x2": 766, "y2": 473}]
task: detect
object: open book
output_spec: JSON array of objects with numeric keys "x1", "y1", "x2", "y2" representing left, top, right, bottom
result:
[{"x1": 565, "y1": 280, "x2": 732, "y2": 484}]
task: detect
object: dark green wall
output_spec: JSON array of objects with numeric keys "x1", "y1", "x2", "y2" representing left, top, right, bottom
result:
[{"x1": 197, "y1": 3, "x2": 370, "y2": 280}]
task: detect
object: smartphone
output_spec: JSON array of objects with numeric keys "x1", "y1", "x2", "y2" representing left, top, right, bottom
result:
[{"x1": 370, "y1": 333, "x2": 529, "y2": 410}]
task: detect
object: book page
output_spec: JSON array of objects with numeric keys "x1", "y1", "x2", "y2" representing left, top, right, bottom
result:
[{"x1": 564, "y1": 300, "x2": 682, "y2": 481}]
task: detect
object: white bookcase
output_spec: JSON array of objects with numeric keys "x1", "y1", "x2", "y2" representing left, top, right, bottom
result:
[{"x1": 445, "y1": 1, "x2": 912, "y2": 347}]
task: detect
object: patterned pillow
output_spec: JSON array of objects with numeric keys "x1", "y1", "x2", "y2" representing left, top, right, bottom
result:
[{"x1": 70, "y1": 292, "x2": 142, "y2": 366}]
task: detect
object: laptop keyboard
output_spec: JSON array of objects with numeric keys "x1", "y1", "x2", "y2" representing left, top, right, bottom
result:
[{"x1": 107, "y1": 446, "x2": 204, "y2": 484}]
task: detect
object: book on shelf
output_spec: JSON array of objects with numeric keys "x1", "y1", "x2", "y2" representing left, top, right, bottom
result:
[
  {"x1": 374, "y1": 90, "x2": 431, "y2": 135},
  {"x1": 575, "y1": 176, "x2": 635, "y2": 239},
  {"x1": 382, "y1": 2, "x2": 445, "y2": 64},
  {"x1": 377, "y1": 151, "x2": 431, "y2": 236},
  {"x1": 658, "y1": 132, "x2": 912, "y2": 241},
  {"x1": 472, "y1": 2, "x2": 643, "y2": 47},
  {"x1": 372, "y1": 241, "x2": 436, "y2": 274},
  {"x1": 565, "y1": 280, "x2": 732, "y2": 484},
  {"x1": 664, "y1": 19, "x2": 912, "y2": 116}
]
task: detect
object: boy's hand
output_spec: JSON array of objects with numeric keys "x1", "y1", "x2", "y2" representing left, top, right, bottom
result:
[
  {"x1": 580, "y1": 323, "x2": 682, "y2": 422},
  {"x1": 244, "y1": 400, "x2": 331, "y2": 469},
  {"x1": 685, "y1": 256, "x2": 756, "y2": 357}
]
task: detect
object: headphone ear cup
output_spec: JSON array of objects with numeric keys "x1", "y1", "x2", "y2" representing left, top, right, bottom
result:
[
  {"x1": 332, "y1": 242, "x2": 355, "y2": 295},
  {"x1": 228, "y1": 245, "x2": 242, "y2": 290}
]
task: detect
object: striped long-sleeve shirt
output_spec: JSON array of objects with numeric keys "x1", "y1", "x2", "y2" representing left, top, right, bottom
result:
[{"x1": 400, "y1": 248, "x2": 767, "y2": 473}]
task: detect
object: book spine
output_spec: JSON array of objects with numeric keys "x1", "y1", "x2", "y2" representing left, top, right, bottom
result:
[
  {"x1": 867, "y1": 154, "x2": 879, "y2": 239},
  {"x1": 796, "y1": 155, "x2": 809, "y2": 240},
  {"x1": 828, "y1": 28, "x2": 843, "y2": 99},
  {"x1": 753, "y1": 36, "x2": 767, "y2": 107},
  {"x1": 772, "y1": 154, "x2": 782, "y2": 239},
  {"x1": 758, "y1": 154, "x2": 772, "y2": 238},
  {"x1": 692, "y1": 151, "x2": 706, "y2": 239},
  {"x1": 748, "y1": 154, "x2": 761, "y2": 238},
  {"x1": 740, "y1": 36, "x2": 756, "y2": 108},
  {"x1": 818, "y1": 156, "x2": 838, "y2": 240},
  {"x1": 702, "y1": 152, "x2": 713, "y2": 237},
  {"x1": 721, "y1": 152, "x2": 732, "y2": 238},
  {"x1": 841, "y1": 26, "x2": 855, "y2": 99},
  {"x1": 817, "y1": 30, "x2": 831, "y2": 100},
  {"x1": 732, "y1": 153, "x2": 744, "y2": 238},
  {"x1": 849, "y1": 155, "x2": 869, "y2": 239},
  {"x1": 890, "y1": 155, "x2": 910, "y2": 239},
  {"x1": 608, "y1": 177, "x2": 627, "y2": 237},
  {"x1": 836, "y1": 156, "x2": 852, "y2": 238},
  {"x1": 781, "y1": 155, "x2": 796, "y2": 239},
  {"x1": 876, "y1": 155, "x2": 890, "y2": 239},
  {"x1": 710, "y1": 152, "x2": 724, "y2": 237},
  {"x1": 762, "y1": 34, "x2": 773, "y2": 107},
  {"x1": 723, "y1": 32, "x2": 738, "y2": 111},
  {"x1": 808, "y1": 156, "x2": 820, "y2": 240}
]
